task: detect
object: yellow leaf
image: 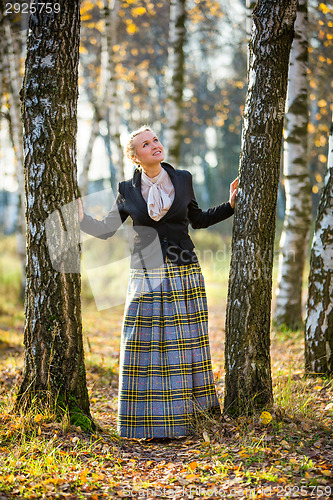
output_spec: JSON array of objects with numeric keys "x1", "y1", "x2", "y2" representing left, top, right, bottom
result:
[
  {"x1": 290, "y1": 458, "x2": 298, "y2": 464},
  {"x1": 189, "y1": 461, "x2": 198, "y2": 470},
  {"x1": 259, "y1": 411, "x2": 273, "y2": 425},
  {"x1": 319, "y1": 3, "x2": 330, "y2": 14},
  {"x1": 79, "y1": 468, "x2": 90, "y2": 482},
  {"x1": 126, "y1": 23, "x2": 138, "y2": 35},
  {"x1": 314, "y1": 385, "x2": 323, "y2": 390},
  {"x1": 131, "y1": 7, "x2": 146, "y2": 16},
  {"x1": 185, "y1": 473, "x2": 198, "y2": 481},
  {"x1": 92, "y1": 473, "x2": 105, "y2": 481},
  {"x1": 81, "y1": 14, "x2": 93, "y2": 21},
  {"x1": 38, "y1": 426, "x2": 41, "y2": 436},
  {"x1": 34, "y1": 414, "x2": 44, "y2": 423},
  {"x1": 322, "y1": 469, "x2": 332, "y2": 477}
]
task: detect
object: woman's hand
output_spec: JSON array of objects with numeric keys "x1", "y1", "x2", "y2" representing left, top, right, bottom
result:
[
  {"x1": 229, "y1": 178, "x2": 238, "y2": 209},
  {"x1": 78, "y1": 198, "x2": 84, "y2": 222}
]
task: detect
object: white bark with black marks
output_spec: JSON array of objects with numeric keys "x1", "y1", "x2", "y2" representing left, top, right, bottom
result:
[
  {"x1": 304, "y1": 117, "x2": 333, "y2": 376},
  {"x1": 165, "y1": 0, "x2": 186, "y2": 165},
  {"x1": 105, "y1": 0, "x2": 123, "y2": 179},
  {"x1": 224, "y1": 0, "x2": 298, "y2": 417},
  {"x1": 274, "y1": 0, "x2": 312, "y2": 329},
  {"x1": 1, "y1": 4, "x2": 26, "y2": 294},
  {"x1": 15, "y1": 1, "x2": 93, "y2": 428}
]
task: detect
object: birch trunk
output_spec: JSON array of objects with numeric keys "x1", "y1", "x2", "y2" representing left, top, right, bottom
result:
[
  {"x1": 0, "y1": 7, "x2": 4, "y2": 109},
  {"x1": 15, "y1": 1, "x2": 93, "y2": 428},
  {"x1": 105, "y1": 0, "x2": 123, "y2": 180},
  {"x1": 1, "y1": 6, "x2": 26, "y2": 296},
  {"x1": 80, "y1": 109, "x2": 101, "y2": 197},
  {"x1": 224, "y1": 0, "x2": 298, "y2": 416},
  {"x1": 165, "y1": 0, "x2": 186, "y2": 165},
  {"x1": 79, "y1": 0, "x2": 122, "y2": 195},
  {"x1": 304, "y1": 117, "x2": 333, "y2": 376},
  {"x1": 274, "y1": 0, "x2": 312, "y2": 329}
]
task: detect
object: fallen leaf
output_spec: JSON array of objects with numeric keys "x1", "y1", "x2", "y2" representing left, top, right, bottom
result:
[
  {"x1": 202, "y1": 431, "x2": 210, "y2": 442},
  {"x1": 260, "y1": 411, "x2": 273, "y2": 425}
]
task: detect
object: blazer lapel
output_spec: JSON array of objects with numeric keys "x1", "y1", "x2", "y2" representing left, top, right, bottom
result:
[
  {"x1": 128, "y1": 162, "x2": 183, "y2": 221},
  {"x1": 129, "y1": 167, "x2": 149, "y2": 217}
]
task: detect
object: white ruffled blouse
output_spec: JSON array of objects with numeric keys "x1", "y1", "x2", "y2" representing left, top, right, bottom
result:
[{"x1": 141, "y1": 166, "x2": 175, "y2": 221}]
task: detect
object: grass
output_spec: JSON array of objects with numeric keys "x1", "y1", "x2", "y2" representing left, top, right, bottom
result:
[{"x1": 0, "y1": 234, "x2": 332, "y2": 499}]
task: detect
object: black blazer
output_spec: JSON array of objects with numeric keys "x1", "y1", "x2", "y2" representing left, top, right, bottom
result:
[{"x1": 80, "y1": 162, "x2": 234, "y2": 268}]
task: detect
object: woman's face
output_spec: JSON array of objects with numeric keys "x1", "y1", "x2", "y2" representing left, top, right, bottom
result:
[{"x1": 132, "y1": 130, "x2": 165, "y2": 168}]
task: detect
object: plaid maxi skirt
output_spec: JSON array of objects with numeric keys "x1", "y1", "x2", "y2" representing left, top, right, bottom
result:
[{"x1": 117, "y1": 260, "x2": 220, "y2": 439}]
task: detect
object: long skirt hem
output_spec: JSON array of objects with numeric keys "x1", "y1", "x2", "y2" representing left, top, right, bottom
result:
[{"x1": 117, "y1": 261, "x2": 220, "y2": 440}]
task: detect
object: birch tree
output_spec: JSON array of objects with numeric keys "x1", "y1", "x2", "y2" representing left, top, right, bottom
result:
[
  {"x1": 15, "y1": 1, "x2": 93, "y2": 428},
  {"x1": 304, "y1": 116, "x2": 333, "y2": 376},
  {"x1": 274, "y1": 0, "x2": 312, "y2": 329},
  {"x1": 105, "y1": 0, "x2": 123, "y2": 181},
  {"x1": 224, "y1": 0, "x2": 298, "y2": 416},
  {"x1": 1, "y1": 1, "x2": 26, "y2": 295},
  {"x1": 164, "y1": 0, "x2": 186, "y2": 165},
  {"x1": 79, "y1": 0, "x2": 122, "y2": 196}
]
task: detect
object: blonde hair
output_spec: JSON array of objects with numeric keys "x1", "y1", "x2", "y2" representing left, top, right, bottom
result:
[{"x1": 125, "y1": 125, "x2": 157, "y2": 164}]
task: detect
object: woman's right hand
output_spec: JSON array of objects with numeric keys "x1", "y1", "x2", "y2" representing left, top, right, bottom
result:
[
  {"x1": 78, "y1": 198, "x2": 84, "y2": 222},
  {"x1": 229, "y1": 178, "x2": 238, "y2": 209}
]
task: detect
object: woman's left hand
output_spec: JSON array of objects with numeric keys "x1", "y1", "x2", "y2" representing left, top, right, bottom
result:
[{"x1": 229, "y1": 178, "x2": 238, "y2": 209}]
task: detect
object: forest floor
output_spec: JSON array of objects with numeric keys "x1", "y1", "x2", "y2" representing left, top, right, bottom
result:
[{"x1": 0, "y1": 300, "x2": 332, "y2": 500}]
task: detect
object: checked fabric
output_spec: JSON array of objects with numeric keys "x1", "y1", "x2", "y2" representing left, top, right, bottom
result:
[{"x1": 117, "y1": 260, "x2": 220, "y2": 439}]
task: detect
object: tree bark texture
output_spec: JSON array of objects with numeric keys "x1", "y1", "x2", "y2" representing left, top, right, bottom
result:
[
  {"x1": 224, "y1": 0, "x2": 298, "y2": 416},
  {"x1": 15, "y1": 1, "x2": 93, "y2": 427},
  {"x1": 304, "y1": 117, "x2": 333, "y2": 376},
  {"x1": 274, "y1": 0, "x2": 312, "y2": 329},
  {"x1": 165, "y1": 0, "x2": 186, "y2": 165}
]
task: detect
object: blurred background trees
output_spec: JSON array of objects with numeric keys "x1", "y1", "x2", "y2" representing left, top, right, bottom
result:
[
  {"x1": 1, "y1": 0, "x2": 331, "y2": 211},
  {"x1": 0, "y1": 0, "x2": 332, "y2": 328}
]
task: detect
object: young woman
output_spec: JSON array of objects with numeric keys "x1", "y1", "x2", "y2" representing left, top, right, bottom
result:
[{"x1": 79, "y1": 126, "x2": 237, "y2": 440}]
